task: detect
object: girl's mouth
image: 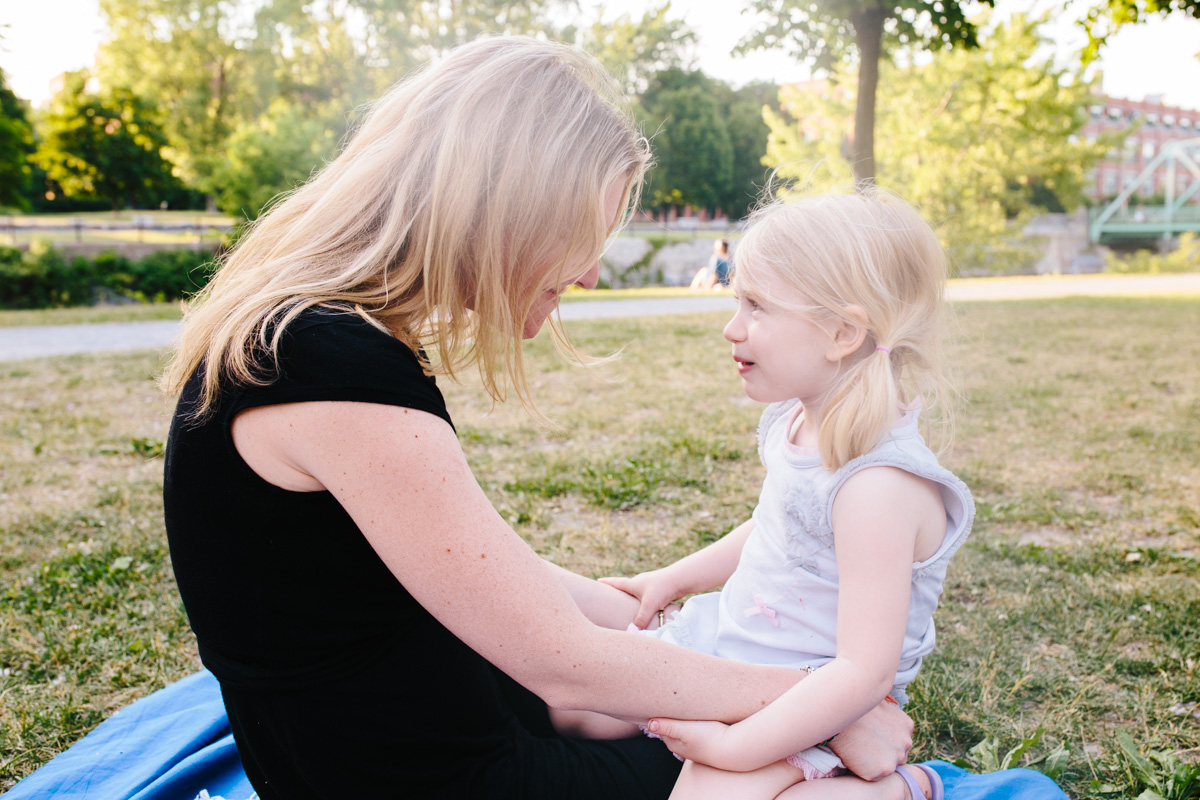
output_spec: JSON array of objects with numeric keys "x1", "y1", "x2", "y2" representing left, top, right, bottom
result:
[{"x1": 734, "y1": 356, "x2": 754, "y2": 375}]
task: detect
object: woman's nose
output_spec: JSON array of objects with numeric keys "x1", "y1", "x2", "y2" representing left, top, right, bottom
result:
[{"x1": 575, "y1": 261, "x2": 600, "y2": 290}]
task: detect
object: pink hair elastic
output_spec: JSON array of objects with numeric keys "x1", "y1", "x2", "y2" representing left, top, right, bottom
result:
[{"x1": 876, "y1": 346, "x2": 891, "y2": 355}]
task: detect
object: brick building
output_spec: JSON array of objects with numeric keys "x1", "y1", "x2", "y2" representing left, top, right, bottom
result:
[{"x1": 1084, "y1": 94, "x2": 1200, "y2": 203}]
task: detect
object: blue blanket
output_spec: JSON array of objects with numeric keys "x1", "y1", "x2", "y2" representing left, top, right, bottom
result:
[{"x1": 6, "y1": 671, "x2": 1068, "y2": 800}]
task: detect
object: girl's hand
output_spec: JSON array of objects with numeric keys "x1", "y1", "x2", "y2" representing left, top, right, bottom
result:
[
  {"x1": 646, "y1": 718, "x2": 758, "y2": 772},
  {"x1": 598, "y1": 569, "x2": 682, "y2": 629},
  {"x1": 827, "y1": 697, "x2": 914, "y2": 781}
]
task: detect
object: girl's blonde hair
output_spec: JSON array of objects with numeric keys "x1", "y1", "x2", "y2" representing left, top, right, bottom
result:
[
  {"x1": 735, "y1": 189, "x2": 954, "y2": 470},
  {"x1": 162, "y1": 36, "x2": 650, "y2": 417}
]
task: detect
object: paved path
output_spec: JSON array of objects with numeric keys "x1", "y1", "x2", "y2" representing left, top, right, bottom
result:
[
  {"x1": 2, "y1": 274, "x2": 1198, "y2": 363},
  {"x1": 945, "y1": 272, "x2": 1200, "y2": 301},
  {"x1": 0, "y1": 298, "x2": 737, "y2": 363}
]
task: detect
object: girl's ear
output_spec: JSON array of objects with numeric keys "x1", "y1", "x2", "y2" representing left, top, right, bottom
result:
[{"x1": 826, "y1": 305, "x2": 870, "y2": 362}]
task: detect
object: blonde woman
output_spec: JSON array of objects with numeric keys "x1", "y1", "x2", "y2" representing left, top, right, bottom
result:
[{"x1": 161, "y1": 38, "x2": 912, "y2": 800}]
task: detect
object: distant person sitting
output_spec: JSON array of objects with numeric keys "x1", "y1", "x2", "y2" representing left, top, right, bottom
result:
[
  {"x1": 688, "y1": 239, "x2": 731, "y2": 290},
  {"x1": 710, "y1": 238, "x2": 731, "y2": 287}
]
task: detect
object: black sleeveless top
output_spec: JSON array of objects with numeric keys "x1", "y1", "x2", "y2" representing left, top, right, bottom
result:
[
  {"x1": 163, "y1": 308, "x2": 454, "y2": 690},
  {"x1": 163, "y1": 308, "x2": 686, "y2": 799}
]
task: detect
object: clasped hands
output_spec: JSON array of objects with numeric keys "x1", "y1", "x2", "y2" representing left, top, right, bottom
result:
[{"x1": 641, "y1": 701, "x2": 912, "y2": 780}]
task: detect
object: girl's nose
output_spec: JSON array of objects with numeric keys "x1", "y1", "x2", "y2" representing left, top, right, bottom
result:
[{"x1": 723, "y1": 313, "x2": 744, "y2": 343}]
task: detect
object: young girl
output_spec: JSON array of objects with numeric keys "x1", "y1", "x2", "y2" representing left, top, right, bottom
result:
[{"x1": 600, "y1": 191, "x2": 974, "y2": 800}]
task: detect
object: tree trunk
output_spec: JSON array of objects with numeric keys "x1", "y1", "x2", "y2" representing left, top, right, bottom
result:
[{"x1": 851, "y1": 7, "x2": 887, "y2": 187}]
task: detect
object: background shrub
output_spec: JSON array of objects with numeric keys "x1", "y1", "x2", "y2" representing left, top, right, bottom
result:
[
  {"x1": 123, "y1": 250, "x2": 216, "y2": 302},
  {"x1": 1105, "y1": 232, "x2": 1200, "y2": 274},
  {"x1": 0, "y1": 244, "x2": 217, "y2": 309},
  {"x1": 0, "y1": 241, "x2": 95, "y2": 309}
]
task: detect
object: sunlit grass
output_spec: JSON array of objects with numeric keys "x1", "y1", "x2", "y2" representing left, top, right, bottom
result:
[
  {"x1": 2, "y1": 230, "x2": 226, "y2": 248},
  {"x1": 0, "y1": 211, "x2": 233, "y2": 250},
  {"x1": 3, "y1": 211, "x2": 233, "y2": 223},
  {"x1": 0, "y1": 303, "x2": 184, "y2": 328},
  {"x1": 1, "y1": 297, "x2": 1198, "y2": 796}
]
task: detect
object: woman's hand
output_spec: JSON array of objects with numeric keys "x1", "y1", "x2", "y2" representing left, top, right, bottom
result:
[
  {"x1": 645, "y1": 717, "x2": 759, "y2": 772},
  {"x1": 827, "y1": 698, "x2": 914, "y2": 781},
  {"x1": 599, "y1": 569, "x2": 682, "y2": 630},
  {"x1": 601, "y1": 518, "x2": 756, "y2": 630}
]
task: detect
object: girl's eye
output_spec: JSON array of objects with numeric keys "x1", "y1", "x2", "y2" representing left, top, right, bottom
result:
[{"x1": 734, "y1": 292, "x2": 759, "y2": 310}]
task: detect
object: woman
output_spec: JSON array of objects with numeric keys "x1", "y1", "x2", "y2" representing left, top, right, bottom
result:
[{"x1": 161, "y1": 36, "x2": 912, "y2": 799}]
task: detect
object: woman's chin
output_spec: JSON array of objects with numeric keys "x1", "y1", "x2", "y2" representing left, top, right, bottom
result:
[{"x1": 522, "y1": 314, "x2": 548, "y2": 339}]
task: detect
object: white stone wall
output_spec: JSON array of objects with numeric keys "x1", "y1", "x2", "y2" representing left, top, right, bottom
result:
[
  {"x1": 601, "y1": 235, "x2": 739, "y2": 287},
  {"x1": 598, "y1": 236, "x2": 652, "y2": 287},
  {"x1": 653, "y1": 239, "x2": 724, "y2": 286}
]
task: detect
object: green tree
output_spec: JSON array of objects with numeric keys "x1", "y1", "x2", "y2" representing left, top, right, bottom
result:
[
  {"x1": 722, "y1": 81, "x2": 777, "y2": 219},
  {"x1": 402, "y1": 0, "x2": 577, "y2": 57},
  {"x1": 32, "y1": 74, "x2": 180, "y2": 211},
  {"x1": 636, "y1": 69, "x2": 777, "y2": 219},
  {"x1": 578, "y1": 2, "x2": 697, "y2": 96},
  {"x1": 99, "y1": 0, "x2": 256, "y2": 191},
  {"x1": 246, "y1": 1, "x2": 378, "y2": 106},
  {"x1": 1076, "y1": 0, "x2": 1200, "y2": 61},
  {"x1": 298, "y1": 0, "x2": 578, "y2": 90},
  {"x1": 97, "y1": 0, "x2": 583, "y2": 199},
  {"x1": 657, "y1": 87, "x2": 734, "y2": 213},
  {"x1": 638, "y1": 70, "x2": 736, "y2": 214},
  {"x1": 763, "y1": 14, "x2": 1109, "y2": 273},
  {"x1": 740, "y1": 0, "x2": 993, "y2": 184},
  {"x1": 0, "y1": 67, "x2": 34, "y2": 210},
  {"x1": 207, "y1": 99, "x2": 343, "y2": 219}
]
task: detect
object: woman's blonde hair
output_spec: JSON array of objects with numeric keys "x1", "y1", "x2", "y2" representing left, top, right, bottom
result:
[
  {"x1": 162, "y1": 36, "x2": 651, "y2": 417},
  {"x1": 734, "y1": 188, "x2": 954, "y2": 470}
]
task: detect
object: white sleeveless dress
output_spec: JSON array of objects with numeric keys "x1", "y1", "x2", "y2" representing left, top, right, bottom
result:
[{"x1": 640, "y1": 400, "x2": 974, "y2": 776}]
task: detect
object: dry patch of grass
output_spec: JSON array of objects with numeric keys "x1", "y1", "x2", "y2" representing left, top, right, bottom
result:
[{"x1": 2, "y1": 297, "x2": 1198, "y2": 797}]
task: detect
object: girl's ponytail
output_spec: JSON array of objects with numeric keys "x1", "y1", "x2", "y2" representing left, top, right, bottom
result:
[{"x1": 818, "y1": 343, "x2": 900, "y2": 470}]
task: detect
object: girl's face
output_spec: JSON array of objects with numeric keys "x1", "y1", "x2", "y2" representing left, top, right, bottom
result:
[
  {"x1": 722, "y1": 263, "x2": 842, "y2": 407},
  {"x1": 521, "y1": 180, "x2": 623, "y2": 339}
]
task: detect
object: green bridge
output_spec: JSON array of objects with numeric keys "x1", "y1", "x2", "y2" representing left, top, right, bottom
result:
[{"x1": 1089, "y1": 137, "x2": 1200, "y2": 244}]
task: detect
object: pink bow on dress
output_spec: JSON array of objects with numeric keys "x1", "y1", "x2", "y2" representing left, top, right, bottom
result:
[{"x1": 744, "y1": 595, "x2": 779, "y2": 626}]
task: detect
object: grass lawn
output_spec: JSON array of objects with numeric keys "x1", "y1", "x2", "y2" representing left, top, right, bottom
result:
[
  {"x1": 2, "y1": 213, "x2": 713, "y2": 251},
  {"x1": 1, "y1": 297, "x2": 1198, "y2": 796},
  {"x1": 0, "y1": 303, "x2": 185, "y2": 328},
  {"x1": 1, "y1": 211, "x2": 233, "y2": 249}
]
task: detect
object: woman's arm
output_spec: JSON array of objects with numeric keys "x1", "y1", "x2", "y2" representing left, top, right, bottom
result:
[
  {"x1": 599, "y1": 518, "x2": 755, "y2": 629},
  {"x1": 232, "y1": 399, "x2": 796, "y2": 724},
  {"x1": 647, "y1": 466, "x2": 941, "y2": 772},
  {"x1": 234, "y1": 401, "x2": 916, "y2": 777}
]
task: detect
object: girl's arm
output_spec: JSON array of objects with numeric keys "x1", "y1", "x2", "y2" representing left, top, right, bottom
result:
[
  {"x1": 546, "y1": 561, "x2": 647, "y2": 629},
  {"x1": 648, "y1": 465, "x2": 944, "y2": 772},
  {"x1": 600, "y1": 518, "x2": 755, "y2": 629},
  {"x1": 232, "y1": 399, "x2": 795, "y2": 725}
]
